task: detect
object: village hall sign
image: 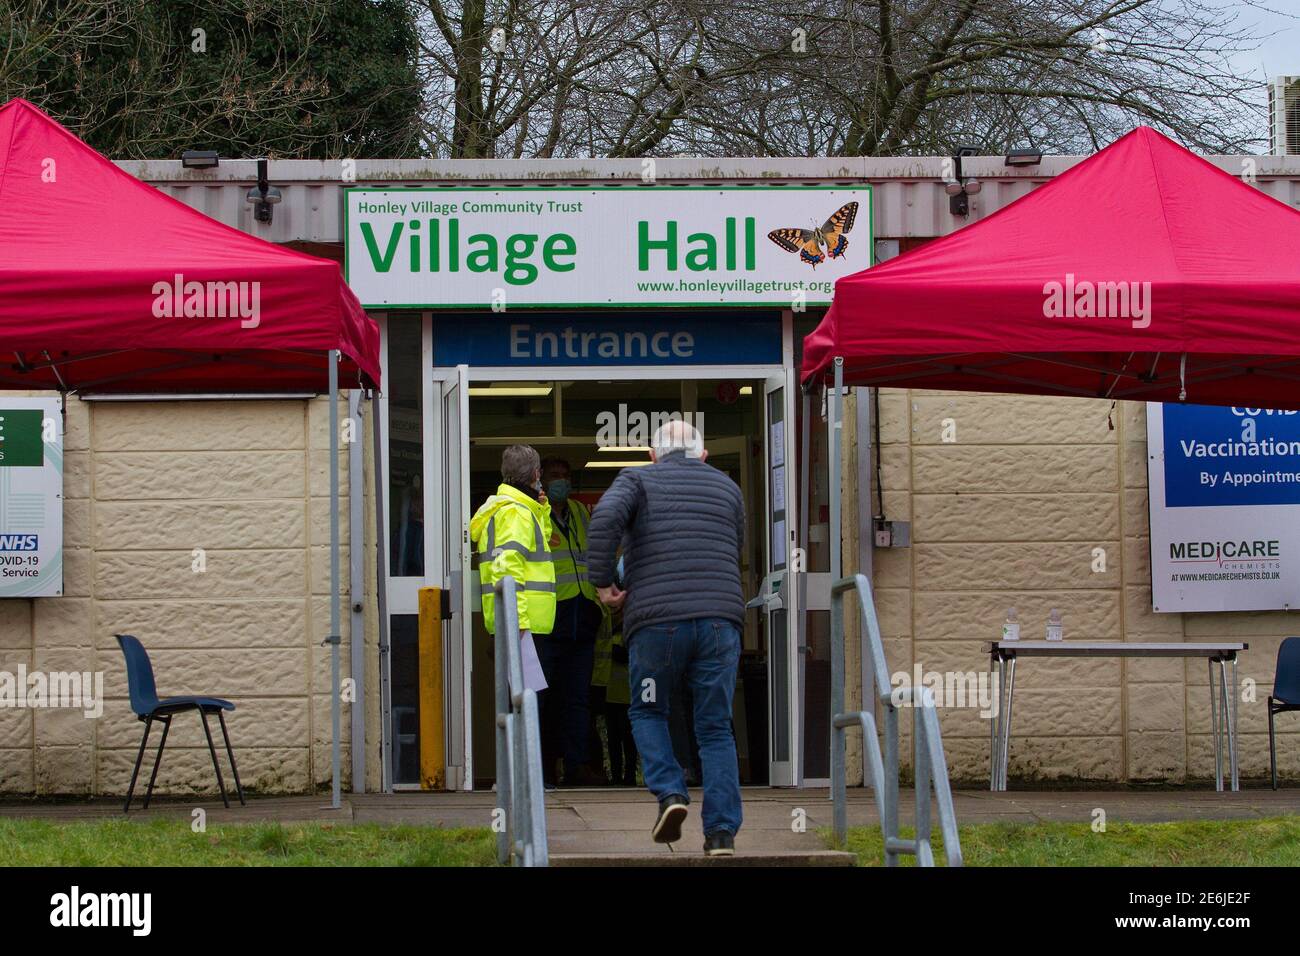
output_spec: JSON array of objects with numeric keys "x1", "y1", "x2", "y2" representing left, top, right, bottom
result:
[{"x1": 344, "y1": 185, "x2": 871, "y2": 310}]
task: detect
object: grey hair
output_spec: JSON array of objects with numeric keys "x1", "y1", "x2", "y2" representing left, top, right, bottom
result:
[
  {"x1": 501, "y1": 444, "x2": 541, "y2": 485},
  {"x1": 652, "y1": 419, "x2": 703, "y2": 459}
]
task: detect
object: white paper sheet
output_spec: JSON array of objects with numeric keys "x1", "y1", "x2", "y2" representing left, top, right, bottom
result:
[
  {"x1": 770, "y1": 420, "x2": 785, "y2": 467},
  {"x1": 520, "y1": 631, "x2": 549, "y2": 693},
  {"x1": 772, "y1": 465, "x2": 786, "y2": 511}
]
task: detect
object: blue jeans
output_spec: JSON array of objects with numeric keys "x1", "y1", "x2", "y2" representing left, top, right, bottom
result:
[{"x1": 628, "y1": 618, "x2": 742, "y2": 836}]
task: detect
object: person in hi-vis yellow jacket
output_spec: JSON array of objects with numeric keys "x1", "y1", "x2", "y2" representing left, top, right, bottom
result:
[
  {"x1": 595, "y1": 603, "x2": 637, "y2": 785},
  {"x1": 469, "y1": 445, "x2": 556, "y2": 637}
]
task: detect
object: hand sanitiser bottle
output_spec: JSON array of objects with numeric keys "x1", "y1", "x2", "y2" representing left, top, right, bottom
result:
[
  {"x1": 1002, "y1": 608, "x2": 1020, "y2": 642},
  {"x1": 1046, "y1": 608, "x2": 1063, "y2": 642}
]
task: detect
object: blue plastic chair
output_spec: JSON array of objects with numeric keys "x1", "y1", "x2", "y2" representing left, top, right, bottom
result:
[
  {"x1": 1269, "y1": 637, "x2": 1300, "y2": 790},
  {"x1": 115, "y1": 634, "x2": 245, "y2": 811}
]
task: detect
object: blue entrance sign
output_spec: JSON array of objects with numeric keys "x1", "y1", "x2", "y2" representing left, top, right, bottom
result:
[
  {"x1": 1161, "y1": 404, "x2": 1300, "y2": 507},
  {"x1": 433, "y1": 311, "x2": 782, "y2": 366}
]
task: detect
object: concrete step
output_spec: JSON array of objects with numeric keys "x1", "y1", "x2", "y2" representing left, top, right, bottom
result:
[
  {"x1": 547, "y1": 828, "x2": 826, "y2": 852},
  {"x1": 550, "y1": 849, "x2": 856, "y2": 867}
]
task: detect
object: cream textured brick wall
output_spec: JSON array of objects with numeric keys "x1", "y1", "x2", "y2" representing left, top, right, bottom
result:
[
  {"x1": 0, "y1": 394, "x2": 371, "y2": 797},
  {"x1": 8, "y1": 387, "x2": 1297, "y2": 794},
  {"x1": 854, "y1": 389, "x2": 1300, "y2": 786}
]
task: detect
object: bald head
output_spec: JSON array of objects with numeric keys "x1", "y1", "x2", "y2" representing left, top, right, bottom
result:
[{"x1": 651, "y1": 419, "x2": 706, "y2": 462}]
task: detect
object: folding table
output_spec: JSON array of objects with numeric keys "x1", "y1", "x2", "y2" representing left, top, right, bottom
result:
[{"x1": 986, "y1": 641, "x2": 1248, "y2": 792}]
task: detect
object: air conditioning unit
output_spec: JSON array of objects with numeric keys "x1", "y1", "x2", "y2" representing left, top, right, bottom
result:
[{"x1": 1268, "y1": 75, "x2": 1300, "y2": 155}]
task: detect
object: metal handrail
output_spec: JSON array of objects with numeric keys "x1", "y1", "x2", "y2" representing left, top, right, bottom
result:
[
  {"x1": 830, "y1": 573, "x2": 962, "y2": 866},
  {"x1": 493, "y1": 576, "x2": 549, "y2": 866}
]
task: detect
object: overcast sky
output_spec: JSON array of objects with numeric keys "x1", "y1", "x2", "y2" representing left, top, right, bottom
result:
[{"x1": 1218, "y1": 0, "x2": 1300, "y2": 80}]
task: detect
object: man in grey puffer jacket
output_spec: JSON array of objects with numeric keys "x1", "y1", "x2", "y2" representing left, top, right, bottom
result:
[{"x1": 586, "y1": 419, "x2": 745, "y2": 857}]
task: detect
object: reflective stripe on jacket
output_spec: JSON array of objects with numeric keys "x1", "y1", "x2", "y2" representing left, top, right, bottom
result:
[
  {"x1": 469, "y1": 483, "x2": 556, "y2": 635},
  {"x1": 550, "y1": 499, "x2": 598, "y2": 603}
]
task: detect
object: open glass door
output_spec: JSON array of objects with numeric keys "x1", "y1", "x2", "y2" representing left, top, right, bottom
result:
[
  {"x1": 763, "y1": 373, "x2": 799, "y2": 785},
  {"x1": 438, "y1": 364, "x2": 472, "y2": 789},
  {"x1": 381, "y1": 315, "x2": 433, "y2": 790},
  {"x1": 796, "y1": 386, "x2": 834, "y2": 784}
]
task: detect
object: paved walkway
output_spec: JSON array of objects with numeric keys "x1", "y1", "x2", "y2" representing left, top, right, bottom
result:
[{"x1": 2, "y1": 787, "x2": 1296, "y2": 864}]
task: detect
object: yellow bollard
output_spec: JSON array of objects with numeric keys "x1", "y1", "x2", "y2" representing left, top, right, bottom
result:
[{"x1": 417, "y1": 587, "x2": 446, "y2": 790}]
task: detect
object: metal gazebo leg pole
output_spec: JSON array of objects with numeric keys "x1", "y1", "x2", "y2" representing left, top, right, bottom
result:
[
  {"x1": 828, "y1": 357, "x2": 844, "y2": 809},
  {"x1": 828, "y1": 361, "x2": 843, "y2": 831},
  {"x1": 348, "y1": 390, "x2": 366, "y2": 792},
  {"x1": 372, "y1": 391, "x2": 393, "y2": 793},
  {"x1": 830, "y1": 360, "x2": 843, "y2": 589},
  {"x1": 329, "y1": 350, "x2": 342, "y2": 810}
]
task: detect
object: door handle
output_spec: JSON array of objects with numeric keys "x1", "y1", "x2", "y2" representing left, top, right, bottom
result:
[{"x1": 746, "y1": 573, "x2": 786, "y2": 612}]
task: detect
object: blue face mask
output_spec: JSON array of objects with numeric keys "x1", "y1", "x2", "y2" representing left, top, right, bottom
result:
[{"x1": 546, "y1": 478, "x2": 571, "y2": 503}]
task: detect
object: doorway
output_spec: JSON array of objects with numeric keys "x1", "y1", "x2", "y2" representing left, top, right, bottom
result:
[
  {"x1": 378, "y1": 306, "x2": 822, "y2": 791},
  {"x1": 438, "y1": 369, "x2": 799, "y2": 789}
]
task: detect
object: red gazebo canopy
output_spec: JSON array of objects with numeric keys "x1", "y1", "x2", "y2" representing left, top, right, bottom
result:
[
  {"x1": 803, "y1": 126, "x2": 1300, "y2": 409},
  {"x1": 0, "y1": 98, "x2": 379, "y2": 393}
]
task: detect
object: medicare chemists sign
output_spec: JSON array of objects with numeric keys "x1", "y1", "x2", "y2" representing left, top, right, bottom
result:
[
  {"x1": 344, "y1": 186, "x2": 871, "y2": 308},
  {"x1": 0, "y1": 397, "x2": 62, "y2": 598},
  {"x1": 1147, "y1": 403, "x2": 1300, "y2": 612}
]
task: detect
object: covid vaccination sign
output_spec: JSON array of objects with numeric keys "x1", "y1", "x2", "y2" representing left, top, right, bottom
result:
[
  {"x1": 1147, "y1": 403, "x2": 1300, "y2": 612},
  {"x1": 344, "y1": 185, "x2": 871, "y2": 308},
  {"x1": 0, "y1": 397, "x2": 63, "y2": 598}
]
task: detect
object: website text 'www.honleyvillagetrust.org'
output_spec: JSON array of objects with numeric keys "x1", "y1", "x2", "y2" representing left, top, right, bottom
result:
[{"x1": 636, "y1": 277, "x2": 835, "y2": 295}]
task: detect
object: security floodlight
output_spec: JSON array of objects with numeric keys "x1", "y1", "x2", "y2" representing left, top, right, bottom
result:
[
  {"x1": 246, "y1": 158, "x2": 282, "y2": 224},
  {"x1": 1005, "y1": 147, "x2": 1043, "y2": 167},
  {"x1": 181, "y1": 150, "x2": 219, "y2": 169},
  {"x1": 247, "y1": 184, "x2": 282, "y2": 205},
  {"x1": 946, "y1": 147, "x2": 985, "y2": 217}
]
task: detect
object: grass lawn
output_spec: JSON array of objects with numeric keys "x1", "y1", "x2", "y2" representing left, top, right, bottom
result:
[
  {"x1": 837, "y1": 817, "x2": 1300, "y2": 866},
  {"x1": 0, "y1": 818, "x2": 498, "y2": 866}
]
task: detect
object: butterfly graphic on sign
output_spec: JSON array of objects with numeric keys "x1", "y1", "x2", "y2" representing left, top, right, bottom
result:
[{"x1": 766, "y1": 201, "x2": 859, "y2": 269}]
